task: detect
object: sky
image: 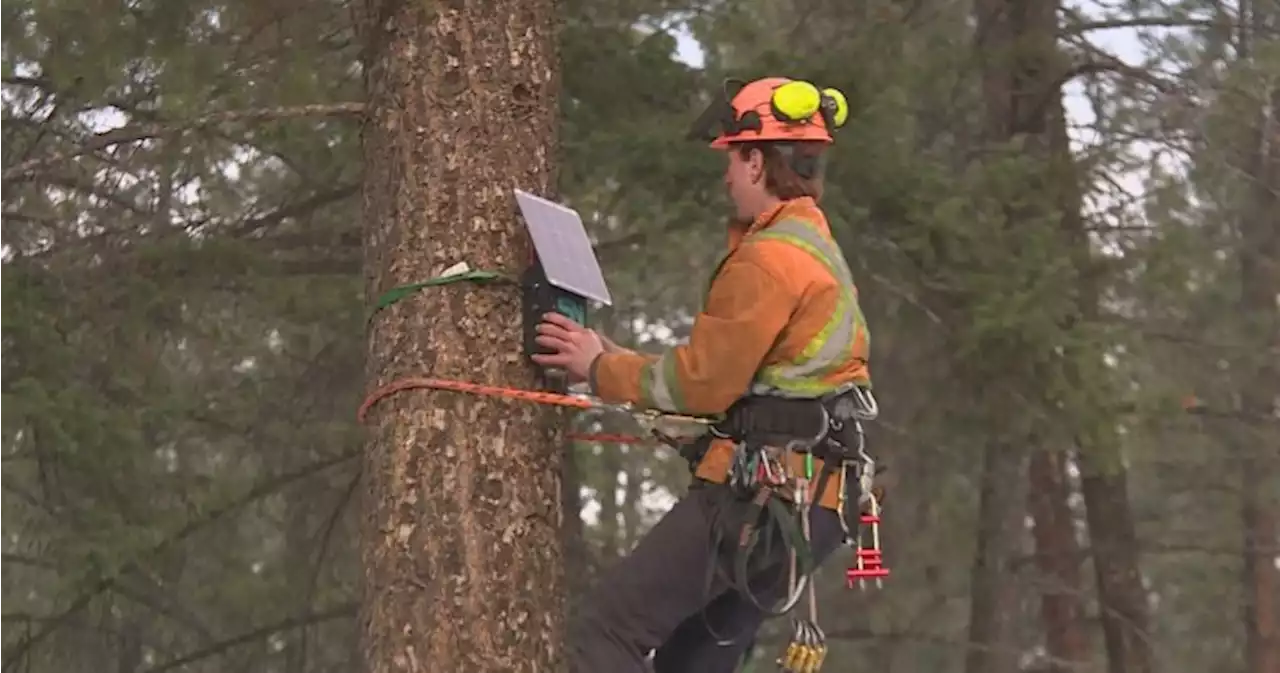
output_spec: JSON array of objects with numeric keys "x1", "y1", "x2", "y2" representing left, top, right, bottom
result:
[
  {"x1": 669, "y1": 8, "x2": 1151, "y2": 124},
  {"x1": 668, "y1": 14, "x2": 1157, "y2": 191}
]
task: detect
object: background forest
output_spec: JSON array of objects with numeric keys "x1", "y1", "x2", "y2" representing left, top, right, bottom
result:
[{"x1": 2, "y1": 1, "x2": 1277, "y2": 673}]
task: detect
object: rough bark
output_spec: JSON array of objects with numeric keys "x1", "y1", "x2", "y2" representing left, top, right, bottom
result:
[
  {"x1": 1027, "y1": 449, "x2": 1088, "y2": 672},
  {"x1": 355, "y1": 1, "x2": 567, "y2": 672}
]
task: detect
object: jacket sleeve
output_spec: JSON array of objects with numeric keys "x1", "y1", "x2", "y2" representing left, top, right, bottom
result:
[{"x1": 589, "y1": 246, "x2": 797, "y2": 415}]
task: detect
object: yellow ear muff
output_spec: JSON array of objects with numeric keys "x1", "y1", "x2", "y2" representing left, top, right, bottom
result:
[
  {"x1": 821, "y1": 87, "x2": 849, "y2": 129},
  {"x1": 771, "y1": 80, "x2": 823, "y2": 123}
]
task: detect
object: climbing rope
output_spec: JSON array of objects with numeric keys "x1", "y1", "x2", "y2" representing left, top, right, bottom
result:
[
  {"x1": 357, "y1": 374, "x2": 712, "y2": 444},
  {"x1": 359, "y1": 264, "x2": 714, "y2": 445},
  {"x1": 361, "y1": 263, "x2": 890, "y2": 673}
]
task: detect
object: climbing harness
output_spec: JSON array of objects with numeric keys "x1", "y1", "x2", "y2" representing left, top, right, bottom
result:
[
  {"x1": 361, "y1": 247, "x2": 890, "y2": 673},
  {"x1": 675, "y1": 386, "x2": 890, "y2": 672},
  {"x1": 775, "y1": 386, "x2": 889, "y2": 672},
  {"x1": 358, "y1": 374, "x2": 893, "y2": 673},
  {"x1": 777, "y1": 448, "x2": 827, "y2": 673}
]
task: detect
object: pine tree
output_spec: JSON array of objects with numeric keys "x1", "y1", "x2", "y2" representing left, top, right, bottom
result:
[{"x1": 355, "y1": 1, "x2": 568, "y2": 671}]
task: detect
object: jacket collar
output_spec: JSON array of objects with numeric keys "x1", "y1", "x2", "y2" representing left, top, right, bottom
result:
[{"x1": 728, "y1": 197, "x2": 822, "y2": 251}]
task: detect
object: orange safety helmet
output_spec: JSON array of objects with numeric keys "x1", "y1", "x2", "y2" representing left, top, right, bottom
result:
[{"x1": 688, "y1": 77, "x2": 850, "y2": 150}]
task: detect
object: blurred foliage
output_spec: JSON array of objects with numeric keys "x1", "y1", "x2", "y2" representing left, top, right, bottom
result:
[{"x1": 3, "y1": 0, "x2": 1277, "y2": 672}]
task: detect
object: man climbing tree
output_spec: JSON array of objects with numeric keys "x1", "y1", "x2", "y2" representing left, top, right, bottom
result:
[
  {"x1": 535, "y1": 76, "x2": 882, "y2": 673},
  {"x1": 354, "y1": 2, "x2": 566, "y2": 672}
]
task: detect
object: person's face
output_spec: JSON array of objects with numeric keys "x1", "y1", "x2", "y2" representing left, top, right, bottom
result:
[{"x1": 724, "y1": 147, "x2": 766, "y2": 223}]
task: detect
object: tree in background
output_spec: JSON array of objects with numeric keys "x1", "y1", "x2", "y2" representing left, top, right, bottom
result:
[{"x1": 3, "y1": 1, "x2": 1277, "y2": 673}]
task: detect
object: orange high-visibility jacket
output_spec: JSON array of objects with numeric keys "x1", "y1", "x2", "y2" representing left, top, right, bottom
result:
[{"x1": 589, "y1": 197, "x2": 872, "y2": 511}]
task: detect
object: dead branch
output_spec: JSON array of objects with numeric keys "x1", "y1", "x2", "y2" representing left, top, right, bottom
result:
[
  {"x1": 1061, "y1": 16, "x2": 1225, "y2": 34},
  {"x1": 0, "y1": 450, "x2": 357, "y2": 671},
  {"x1": 3, "y1": 103, "x2": 365, "y2": 182},
  {"x1": 137, "y1": 602, "x2": 357, "y2": 673}
]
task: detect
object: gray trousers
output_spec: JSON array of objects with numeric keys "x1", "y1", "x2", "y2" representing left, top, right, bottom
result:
[{"x1": 569, "y1": 480, "x2": 846, "y2": 673}]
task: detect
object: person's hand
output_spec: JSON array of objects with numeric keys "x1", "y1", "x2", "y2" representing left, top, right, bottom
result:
[{"x1": 532, "y1": 313, "x2": 605, "y2": 382}]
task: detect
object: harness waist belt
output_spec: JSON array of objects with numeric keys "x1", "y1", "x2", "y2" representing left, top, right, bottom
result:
[{"x1": 712, "y1": 389, "x2": 872, "y2": 458}]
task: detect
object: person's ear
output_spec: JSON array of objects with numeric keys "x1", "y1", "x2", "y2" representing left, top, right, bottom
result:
[{"x1": 749, "y1": 148, "x2": 766, "y2": 184}]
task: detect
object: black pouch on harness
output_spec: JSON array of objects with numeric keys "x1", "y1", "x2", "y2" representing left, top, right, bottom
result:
[
  {"x1": 677, "y1": 395, "x2": 832, "y2": 474},
  {"x1": 718, "y1": 396, "x2": 831, "y2": 449}
]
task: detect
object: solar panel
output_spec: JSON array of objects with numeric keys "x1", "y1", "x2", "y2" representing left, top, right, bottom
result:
[{"x1": 514, "y1": 189, "x2": 613, "y2": 306}]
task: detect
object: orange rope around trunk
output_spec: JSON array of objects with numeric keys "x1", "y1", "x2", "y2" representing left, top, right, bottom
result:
[{"x1": 357, "y1": 376, "x2": 659, "y2": 444}]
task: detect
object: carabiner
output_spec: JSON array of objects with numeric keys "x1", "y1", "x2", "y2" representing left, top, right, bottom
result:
[{"x1": 777, "y1": 619, "x2": 827, "y2": 673}]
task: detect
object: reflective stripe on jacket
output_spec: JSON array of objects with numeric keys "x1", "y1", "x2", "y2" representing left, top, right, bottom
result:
[{"x1": 590, "y1": 197, "x2": 872, "y2": 510}]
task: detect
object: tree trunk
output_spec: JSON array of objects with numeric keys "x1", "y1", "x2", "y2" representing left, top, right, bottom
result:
[
  {"x1": 1239, "y1": 445, "x2": 1279, "y2": 673},
  {"x1": 1044, "y1": 40, "x2": 1136, "y2": 673},
  {"x1": 1238, "y1": 5, "x2": 1280, "y2": 667},
  {"x1": 1027, "y1": 449, "x2": 1088, "y2": 672},
  {"x1": 355, "y1": 1, "x2": 567, "y2": 672},
  {"x1": 1038, "y1": 8, "x2": 1154, "y2": 671},
  {"x1": 1076, "y1": 462, "x2": 1151, "y2": 673},
  {"x1": 964, "y1": 1, "x2": 1061, "y2": 670},
  {"x1": 964, "y1": 438, "x2": 1027, "y2": 673}
]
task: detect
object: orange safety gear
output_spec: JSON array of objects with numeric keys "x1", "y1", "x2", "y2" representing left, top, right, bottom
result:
[
  {"x1": 588, "y1": 197, "x2": 871, "y2": 511},
  {"x1": 688, "y1": 77, "x2": 850, "y2": 149}
]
